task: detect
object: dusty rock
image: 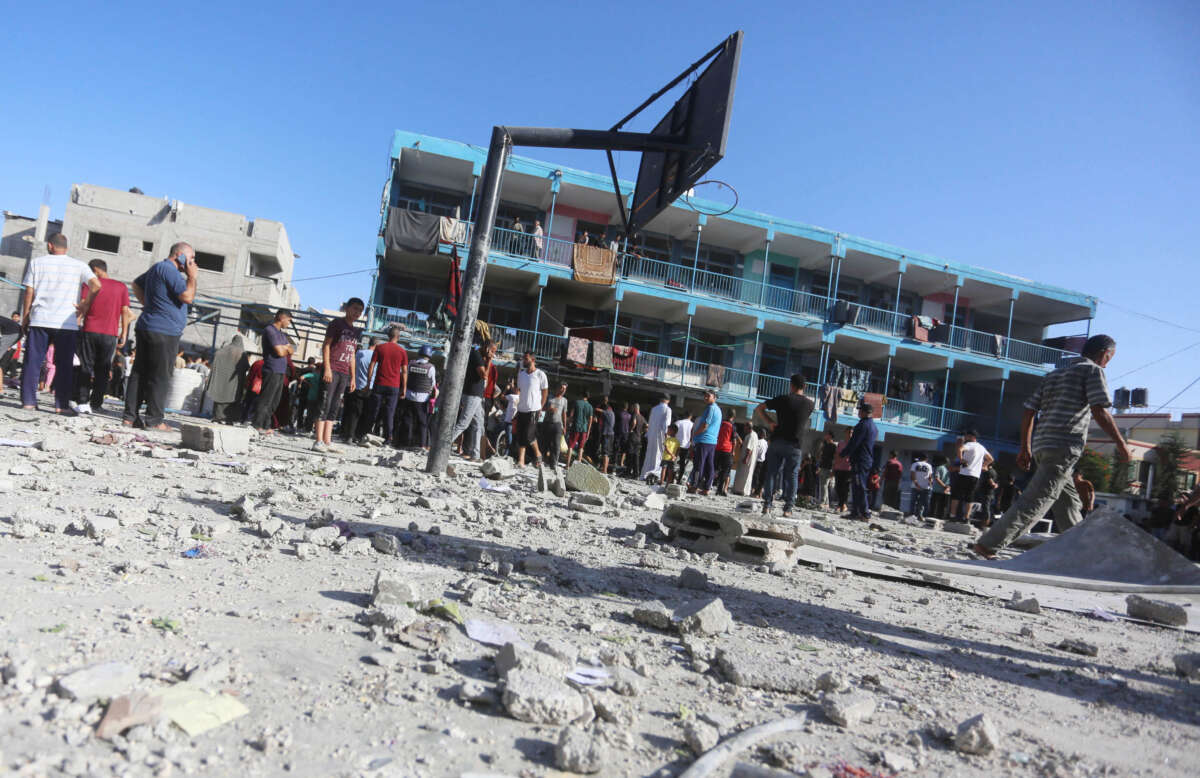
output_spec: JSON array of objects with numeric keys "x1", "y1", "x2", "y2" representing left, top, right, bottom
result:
[
  {"x1": 372, "y1": 571, "x2": 419, "y2": 606},
  {"x1": 954, "y1": 713, "x2": 1000, "y2": 755},
  {"x1": 568, "y1": 494, "x2": 605, "y2": 514},
  {"x1": 305, "y1": 526, "x2": 340, "y2": 547},
  {"x1": 943, "y1": 521, "x2": 974, "y2": 535},
  {"x1": 459, "y1": 679, "x2": 500, "y2": 705},
  {"x1": 678, "y1": 567, "x2": 710, "y2": 590},
  {"x1": 555, "y1": 725, "x2": 607, "y2": 773},
  {"x1": 815, "y1": 671, "x2": 849, "y2": 693},
  {"x1": 535, "y1": 638, "x2": 578, "y2": 667},
  {"x1": 294, "y1": 542, "x2": 318, "y2": 560},
  {"x1": 502, "y1": 670, "x2": 586, "y2": 725},
  {"x1": 257, "y1": 518, "x2": 284, "y2": 538},
  {"x1": 1173, "y1": 653, "x2": 1200, "y2": 680},
  {"x1": 683, "y1": 718, "x2": 720, "y2": 755},
  {"x1": 565, "y1": 463, "x2": 612, "y2": 496},
  {"x1": 642, "y1": 493, "x2": 667, "y2": 510},
  {"x1": 822, "y1": 692, "x2": 876, "y2": 727},
  {"x1": 718, "y1": 650, "x2": 810, "y2": 693},
  {"x1": 1056, "y1": 638, "x2": 1099, "y2": 657},
  {"x1": 95, "y1": 691, "x2": 163, "y2": 739},
  {"x1": 522, "y1": 555, "x2": 557, "y2": 576},
  {"x1": 343, "y1": 536, "x2": 371, "y2": 556},
  {"x1": 84, "y1": 515, "x2": 119, "y2": 538},
  {"x1": 675, "y1": 598, "x2": 732, "y2": 636},
  {"x1": 372, "y1": 532, "x2": 401, "y2": 556},
  {"x1": 495, "y1": 642, "x2": 568, "y2": 680},
  {"x1": 631, "y1": 601, "x2": 674, "y2": 630},
  {"x1": 56, "y1": 662, "x2": 138, "y2": 704},
  {"x1": 481, "y1": 457, "x2": 516, "y2": 479},
  {"x1": 1005, "y1": 592, "x2": 1041, "y2": 614},
  {"x1": 1126, "y1": 594, "x2": 1188, "y2": 627},
  {"x1": 665, "y1": 484, "x2": 684, "y2": 499},
  {"x1": 363, "y1": 604, "x2": 418, "y2": 634}
]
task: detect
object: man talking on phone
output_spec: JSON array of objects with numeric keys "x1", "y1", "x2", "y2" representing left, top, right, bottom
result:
[{"x1": 123, "y1": 242, "x2": 198, "y2": 430}]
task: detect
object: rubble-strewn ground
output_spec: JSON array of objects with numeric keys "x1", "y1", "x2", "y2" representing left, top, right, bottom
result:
[{"x1": 2, "y1": 402, "x2": 1199, "y2": 778}]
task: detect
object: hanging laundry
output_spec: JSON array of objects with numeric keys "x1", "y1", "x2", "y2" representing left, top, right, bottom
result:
[
  {"x1": 385, "y1": 208, "x2": 441, "y2": 254},
  {"x1": 591, "y1": 341, "x2": 614, "y2": 370},
  {"x1": 564, "y1": 337, "x2": 589, "y2": 366},
  {"x1": 819, "y1": 384, "x2": 837, "y2": 422},
  {"x1": 706, "y1": 363, "x2": 726, "y2": 388},
  {"x1": 612, "y1": 345, "x2": 638, "y2": 373},
  {"x1": 572, "y1": 244, "x2": 617, "y2": 285}
]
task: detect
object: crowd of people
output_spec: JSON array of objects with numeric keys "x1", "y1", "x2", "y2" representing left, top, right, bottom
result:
[{"x1": 7, "y1": 235, "x2": 1191, "y2": 558}]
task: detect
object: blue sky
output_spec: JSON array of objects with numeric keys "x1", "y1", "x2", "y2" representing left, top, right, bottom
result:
[{"x1": 2, "y1": 1, "x2": 1197, "y2": 413}]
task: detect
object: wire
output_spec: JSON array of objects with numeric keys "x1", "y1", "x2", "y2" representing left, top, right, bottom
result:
[
  {"x1": 1098, "y1": 298, "x2": 1200, "y2": 335},
  {"x1": 1111, "y1": 340, "x2": 1200, "y2": 380},
  {"x1": 1126, "y1": 373, "x2": 1200, "y2": 432}
]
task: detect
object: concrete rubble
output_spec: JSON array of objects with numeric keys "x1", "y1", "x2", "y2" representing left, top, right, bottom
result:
[{"x1": 0, "y1": 407, "x2": 1196, "y2": 776}]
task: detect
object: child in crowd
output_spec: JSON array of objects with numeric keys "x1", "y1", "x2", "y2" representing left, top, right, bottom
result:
[
  {"x1": 661, "y1": 424, "x2": 680, "y2": 484},
  {"x1": 867, "y1": 468, "x2": 881, "y2": 511}
]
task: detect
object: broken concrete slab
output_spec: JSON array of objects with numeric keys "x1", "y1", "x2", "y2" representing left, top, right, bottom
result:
[
  {"x1": 662, "y1": 503, "x2": 803, "y2": 565},
  {"x1": 480, "y1": 457, "x2": 516, "y2": 480},
  {"x1": 372, "y1": 571, "x2": 419, "y2": 607},
  {"x1": 95, "y1": 691, "x2": 163, "y2": 739},
  {"x1": 822, "y1": 692, "x2": 876, "y2": 727},
  {"x1": 565, "y1": 463, "x2": 612, "y2": 497},
  {"x1": 56, "y1": 662, "x2": 139, "y2": 704},
  {"x1": 1173, "y1": 653, "x2": 1200, "y2": 680},
  {"x1": 631, "y1": 601, "x2": 674, "y2": 630},
  {"x1": 502, "y1": 670, "x2": 587, "y2": 725},
  {"x1": 675, "y1": 598, "x2": 732, "y2": 636},
  {"x1": 717, "y1": 650, "x2": 811, "y2": 693},
  {"x1": 555, "y1": 725, "x2": 607, "y2": 773},
  {"x1": 1126, "y1": 594, "x2": 1188, "y2": 627},
  {"x1": 181, "y1": 423, "x2": 251, "y2": 455}
]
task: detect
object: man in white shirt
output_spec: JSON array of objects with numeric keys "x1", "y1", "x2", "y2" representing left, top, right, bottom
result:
[
  {"x1": 673, "y1": 412, "x2": 694, "y2": 484},
  {"x1": 20, "y1": 233, "x2": 101, "y2": 413},
  {"x1": 641, "y1": 394, "x2": 673, "y2": 482},
  {"x1": 908, "y1": 452, "x2": 934, "y2": 520},
  {"x1": 514, "y1": 350, "x2": 548, "y2": 467},
  {"x1": 950, "y1": 429, "x2": 993, "y2": 521}
]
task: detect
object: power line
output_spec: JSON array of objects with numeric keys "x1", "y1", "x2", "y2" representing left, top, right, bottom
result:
[
  {"x1": 1112, "y1": 340, "x2": 1200, "y2": 380},
  {"x1": 1127, "y1": 372, "x2": 1200, "y2": 432},
  {"x1": 1099, "y1": 298, "x2": 1200, "y2": 335}
]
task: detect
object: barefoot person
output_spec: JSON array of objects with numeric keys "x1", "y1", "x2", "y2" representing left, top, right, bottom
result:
[{"x1": 972, "y1": 335, "x2": 1130, "y2": 558}]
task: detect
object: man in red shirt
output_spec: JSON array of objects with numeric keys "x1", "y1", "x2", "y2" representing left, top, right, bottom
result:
[
  {"x1": 365, "y1": 325, "x2": 409, "y2": 445},
  {"x1": 714, "y1": 410, "x2": 740, "y2": 497},
  {"x1": 882, "y1": 451, "x2": 904, "y2": 511},
  {"x1": 72, "y1": 259, "x2": 133, "y2": 414}
]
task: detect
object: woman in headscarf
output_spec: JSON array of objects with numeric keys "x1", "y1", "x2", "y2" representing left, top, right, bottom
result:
[{"x1": 206, "y1": 335, "x2": 246, "y2": 424}]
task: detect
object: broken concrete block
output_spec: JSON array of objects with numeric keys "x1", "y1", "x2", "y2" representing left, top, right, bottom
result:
[
  {"x1": 522, "y1": 555, "x2": 557, "y2": 576},
  {"x1": 716, "y1": 649, "x2": 811, "y2": 693},
  {"x1": 502, "y1": 670, "x2": 586, "y2": 725},
  {"x1": 822, "y1": 692, "x2": 876, "y2": 728},
  {"x1": 1126, "y1": 594, "x2": 1188, "y2": 627},
  {"x1": 180, "y1": 423, "x2": 250, "y2": 455},
  {"x1": 555, "y1": 725, "x2": 608, "y2": 773},
  {"x1": 495, "y1": 642, "x2": 568, "y2": 680},
  {"x1": 257, "y1": 518, "x2": 284, "y2": 539},
  {"x1": 683, "y1": 718, "x2": 720, "y2": 756},
  {"x1": 535, "y1": 638, "x2": 578, "y2": 668},
  {"x1": 678, "y1": 567, "x2": 709, "y2": 591},
  {"x1": 567, "y1": 494, "x2": 605, "y2": 514},
  {"x1": 56, "y1": 662, "x2": 138, "y2": 704},
  {"x1": 306, "y1": 507, "x2": 336, "y2": 528},
  {"x1": 362, "y1": 604, "x2": 417, "y2": 634},
  {"x1": 943, "y1": 521, "x2": 975, "y2": 535},
  {"x1": 642, "y1": 493, "x2": 667, "y2": 510},
  {"x1": 632, "y1": 601, "x2": 674, "y2": 630},
  {"x1": 84, "y1": 516, "x2": 119, "y2": 538},
  {"x1": 294, "y1": 542, "x2": 318, "y2": 561},
  {"x1": 1173, "y1": 653, "x2": 1200, "y2": 680},
  {"x1": 95, "y1": 691, "x2": 163, "y2": 739},
  {"x1": 372, "y1": 532, "x2": 401, "y2": 556},
  {"x1": 1005, "y1": 592, "x2": 1041, "y2": 614},
  {"x1": 1056, "y1": 638, "x2": 1098, "y2": 657},
  {"x1": 565, "y1": 462, "x2": 612, "y2": 496},
  {"x1": 665, "y1": 483, "x2": 684, "y2": 499},
  {"x1": 193, "y1": 518, "x2": 233, "y2": 538},
  {"x1": 415, "y1": 495, "x2": 444, "y2": 511},
  {"x1": 481, "y1": 457, "x2": 516, "y2": 479},
  {"x1": 954, "y1": 713, "x2": 1000, "y2": 755},
  {"x1": 372, "y1": 571, "x2": 418, "y2": 607},
  {"x1": 304, "y1": 526, "x2": 340, "y2": 547},
  {"x1": 663, "y1": 503, "x2": 803, "y2": 564},
  {"x1": 675, "y1": 598, "x2": 732, "y2": 636},
  {"x1": 343, "y1": 537, "x2": 371, "y2": 556}
]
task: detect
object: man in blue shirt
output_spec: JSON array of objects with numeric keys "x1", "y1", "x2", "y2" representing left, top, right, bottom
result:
[
  {"x1": 253, "y1": 309, "x2": 293, "y2": 434},
  {"x1": 842, "y1": 400, "x2": 878, "y2": 520},
  {"x1": 124, "y1": 243, "x2": 197, "y2": 430},
  {"x1": 341, "y1": 337, "x2": 377, "y2": 445},
  {"x1": 687, "y1": 389, "x2": 722, "y2": 496}
]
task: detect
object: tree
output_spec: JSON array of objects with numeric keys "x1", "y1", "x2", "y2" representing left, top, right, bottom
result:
[
  {"x1": 1076, "y1": 448, "x2": 1110, "y2": 491},
  {"x1": 1108, "y1": 450, "x2": 1132, "y2": 493},
  {"x1": 1153, "y1": 432, "x2": 1190, "y2": 502}
]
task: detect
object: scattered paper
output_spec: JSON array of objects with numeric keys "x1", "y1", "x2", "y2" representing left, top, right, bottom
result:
[
  {"x1": 158, "y1": 682, "x2": 248, "y2": 737},
  {"x1": 465, "y1": 618, "x2": 525, "y2": 648},
  {"x1": 478, "y1": 478, "x2": 511, "y2": 492},
  {"x1": 1088, "y1": 608, "x2": 1118, "y2": 622},
  {"x1": 213, "y1": 461, "x2": 246, "y2": 468},
  {"x1": 0, "y1": 438, "x2": 36, "y2": 448},
  {"x1": 566, "y1": 666, "x2": 610, "y2": 686}
]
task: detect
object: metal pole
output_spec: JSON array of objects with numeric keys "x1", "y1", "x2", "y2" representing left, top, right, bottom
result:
[
  {"x1": 467, "y1": 175, "x2": 478, "y2": 224},
  {"x1": 366, "y1": 269, "x2": 379, "y2": 332},
  {"x1": 427, "y1": 126, "x2": 510, "y2": 474},
  {"x1": 892, "y1": 270, "x2": 903, "y2": 336},
  {"x1": 995, "y1": 377, "x2": 1006, "y2": 440},
  {"x1": 758, "y1": 238, "x2": 771, "y2": 307},
  {"x1": 681, "y1": 314, "x2": 693, "y2": 387},
  {"x1": 752, "y1": 327, "x2": 761, "y2": 399},
  {"x1": 544, "y1": 181, "x2": 558, "y2": 262},
  {"x1": 689, "y1": 222, "x2": 703, "y2": 289},
  {"x1": 949, "y1": 284, "x2": 960, "y2": 348},
  {"x1": 938, "y1": 366, "x2": 951, "y2": 430},
  {"x1": 883, "y1": 354, "x2": 892, "y2": 398},
  {"x1": 611, "y1": 298, "x2": 620, "y2": 344},
  {"x1": 533, "y1": 283, "x2": 545, "y2": 336},
  {"x1": 1004, "y1": 297, "x2": 1014, "y2": 360}
]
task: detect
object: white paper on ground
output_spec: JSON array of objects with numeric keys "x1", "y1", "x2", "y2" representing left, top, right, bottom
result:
[
  {"x1": 464, "y1": 618, "x2": 526, "y2": 648},
  {"x1": 566, "y1": 666, "x2": 610, "y2": 685},
  {"x1": 0, "y1": 438, "x2": 36, "y2": 447},
  {"x1": 478, "y1": 478, "x2": 511, "y2": 492}
]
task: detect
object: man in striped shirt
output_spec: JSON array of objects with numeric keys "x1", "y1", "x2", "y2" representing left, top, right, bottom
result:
[
  {"x1": 973, "y1": 334, "x2": 1130, "y2": 558},
  {"x1": 20, "y1": 233, "x2": 102, "y2": 413}
]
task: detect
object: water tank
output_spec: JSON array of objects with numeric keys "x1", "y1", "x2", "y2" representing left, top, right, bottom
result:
[
  {"x1": 1130, "y1": 387, "x2": 1148, "y2": 407},
  {"x1": 1113, "y1": 387, "x2": 1130, "y2": 409}
]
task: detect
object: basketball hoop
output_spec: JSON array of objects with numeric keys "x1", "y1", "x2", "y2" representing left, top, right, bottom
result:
[{"x1": 680, "y1": 179, "x2": 739, "y2": 218}]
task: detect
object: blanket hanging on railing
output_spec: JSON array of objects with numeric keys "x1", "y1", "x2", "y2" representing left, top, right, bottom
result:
[
  {"x1": 612, "y1": 345, "x2": 638, "y2": 372},
  {"x1": 439, "y1": 217, "x2": 467, "y2": 244},
  {"x1": 590, "y1": 341, "x2": 614, "y2": 370},
  {"x1": 385, "y1": 208, "x2": 441, "y2": 254},
  {"x1": 572, "y1": 244, "x2": 617, "y2": 285}
]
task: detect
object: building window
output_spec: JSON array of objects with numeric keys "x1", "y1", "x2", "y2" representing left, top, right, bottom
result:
[
  {"x1": 194, "y1": 252, "x2": 225, "y2": 273},
  {"x1": 142, "y1": 241, "x2": 153, "y2": 253},
  {"x1": 380, "y1": 273, "x2": 442, "y2": 315},
  {"x1": 86, "y1": 231, "x2": 120, "y2": 254}
]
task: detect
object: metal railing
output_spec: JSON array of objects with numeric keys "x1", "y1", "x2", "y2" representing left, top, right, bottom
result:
[{"x1": 845, "y1": 302, "x2": 907, "y2": 336}]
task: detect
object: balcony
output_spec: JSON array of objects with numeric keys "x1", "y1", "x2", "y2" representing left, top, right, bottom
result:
[
  {"x1": 387, "y1": 209, "x2": 1077, "y2": 371},
  {"x1": 369, "y1": 305, "x2": 1002, "y2": 440}
]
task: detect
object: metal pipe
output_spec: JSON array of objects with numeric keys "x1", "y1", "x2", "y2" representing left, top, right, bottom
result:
[
  {"x1": 467, "y1": 175, "x2": 478, "y2": 224},
  {"x1": 504, "y1": 126, "x2": 696, "y2": 153},
  {"x1": 830, "y1": 257, "x2": 843, "y2": 322},
  {"x1": 758, "y1": 239, "x2": 771, "y2": 307},
  {"x1": 995, "y1": 377, "x2": 1007, "y2": 440},
  {"x1": 427, "y1": 126, "x2": 510, "y2": 474},
  {"x1": 611, "y1": 298, "x2": 620, "y2": 344},
  {"x1": 938, "y1": 366, "x2": 951, "y2": 430},
  {"x1": 689, "y1": 222, "x2": 703, "y2": 289},
  {"x1": 534, "y1": 283, "x2": 545, "y2": 336},
  {"x1": 1004, "y1": 297, "x2": 1014, "y2": 360},
  {"x1": 949, "y1": 284, "x2": 960, "y2": 348},
  {"x1": 544, "y1": 181, "x2": 559, "y2": 262},
  {"x1": 883, "y1": 354, "x2": 892, "y2": 399},
  {"x1": 892, "y1": 270, "x2": 903, "y2": 336},
  {"x1": 681, "y1": 314, "x2": 693, "y2": 387}
]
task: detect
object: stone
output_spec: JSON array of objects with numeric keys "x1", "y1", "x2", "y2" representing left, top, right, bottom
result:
[
  {"x1": 568, "y1": 495, "x2": 605, "y2": 514},
  {"x1": 1056, "y1": 638, "x2": 1098, "y2": 657},
  {"x1": 880, "y1": 750, "x2": 915, "y2": 772},
  {"x1": 535, "y1": 639, "x2": 578, "y2": 667},
  {"x1": 522, "y1": 555, "x2": 557, "y2": 576},
  {"x1": 822, "y1": 692, "x2": 876, "y2": 728},
  {"x1": 683, "y1": 718, "x2": 720, "y2": 756},
  {"x1": 458, "y1": 680, "x2": 500, "y2": 705},
  {"x1": 480, "y1": 457, "x2": 516, "y2": 480},
  {"x1": 372, "y1": 532, "x2": 401, "y2": 556},
  {"x1": 502, "y1": 670, "x2": 586, "y2": 725},
  {"x1": 678, "y1": 567, "x2": 709, "y2": 591},
  {"x1": 84, "y1": 516, "x2": 119, "y2": 538},
  {"x1": 555, "y1": 726, "x2": 607, "y2": 773},
  {"x1": 95, "y1": 691, "x2": 163, "y2": 739},
  {"x1": 1172, "y1": 653, "x2": 1200, "y2": 680},
  {"x1": 306, "y1": 507, "x2": 336, "y2": 528},
  {"x1": 305, "y1": 526, "x2": 340, "y2": 547},
  {"x1": 923, "y1": 519, "x2": 944, "y2": 532},
  {"x1": 415, "y1": 495, "x2": 445, "y2": 511},
  {"x1": 716, "y1": 650, "x2": 811, "y2": 693},
  {"x1": 631, "y1": 601, "x2": 674, "y2": 630},
  {"x1": 343, "y1": 537, "x2": 371, "y2": 556},
  {"x1": 675, "y1": 598, "x2": 733, "y2": 636},
  {"x1": 294, "y1": 542, "x2": 318, "y2": 561},
  {"x1": 372, "y1": 571, "x2": 419, "y2": 606},
  {"x1": 591, "y1": 691, "x2": 637, "y2": 726},
  {"x1": 943, "y1": 521, "x2": 975, "y2": 535},
  {"x1": 57, "y1": 662, "x2": 138, "y2": 704},
  {"x1": 954, "y1": 713, "x2": 1000, "y2": 755},
  {"x1": 815, "y1": 671, "x2": 849, "y2": 693},
  {"x1": 665, "y1": 483, "x2": 684, "y2": 499},
  {"x1": 642, "y1": 493, "x2": 667, "y2": 510},
  {"x1": 193, "y1": 518, "x2": 233, "y2": 538},
  {"x1": 1126, "y1": 594, "x2": 1188, "y2": 627},
  {"x1": 180, "y1": 423, "x2": 251, "y2": 454},
  {"x1": 565, "y1": 462, "x2": 612, "y2": 497},
  {"x1": 10, "y1": 519, "x2": 39, "y2": 538},
  {"x1": 1005, "y1": 592, "x2": 1041, "y2": 615},
  {"x1": 363, "y1": 604, "x2": 417, "y2": 633},
  {"x1": 257, "y1": 518, "x2": 284, "y2": 538},
  {"x1": 495, "y1": 642, "x2": 568, "y2": 680}
]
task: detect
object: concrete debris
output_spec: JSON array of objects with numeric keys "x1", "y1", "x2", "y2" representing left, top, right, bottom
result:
[
  {"x1": 1056, "y1": 638, "x2": 1099, "y2": 657},
  {"x1": 372, "y1": 571, "x2": 419, "y2": 606},
  {"x1": 683, "y1": 717, "x2": 720, "y2": 756},
  {"x1": 1005, "y1": 591, "x2": 1041, "y2": 614},
  {"x1": 95, "y1": 691, "x2": 163, "y2": 739},
  {"x1": 662, "y1": 503, "x2": 802, "y2": 564},
  {"x1": 555, "y1": 725, "x2": 607, "y2": 773},
  {"x1": 675, "y1": 598, "x2": 732, "y2": 636},
  {"x1": 495, "y1": 642, "x2": 568, "y2": 680},
  {"x1": 180, "y1": 423, "x2": 251, "y2": 454},
  {"x1": 943, "y1": 521, "x2": 975, "y2": 536},
  {"x1": 372, "y1": 532, "x2": 401, "y2": 556},
  {"x1": 502, "y1": 670, "x2": 587, "y2": 725},
  {"x1": 568, "y1": 494, "x2": 606, "y2": 514},
  {"x1": 1126, "y1": 594, "x2": 1188, "y2": 627},
  {"x1": 821, "y1": 692, "x2": 876, "y2": 728},
  {"x1": 632, "y1": 601, "x2": 674, "y2": 630},
  {"x1": 1173, "y1": 653, "x2": 1200, "y2": 680},
  {"x1": 954, "y1": 713, "x2": 1000, "y2": 755},
  {"x1": 678, "y1": 567, "x2": 710, "y2": 590},
  {"x1": 480, "y1": 457, "x2": 516, "y2": 480},
  {"x1": 56, "y1": 662, "x2": 139, "y2": 704},
  {"x1": 565, "y1": 462, "x2": 612, "y2": 496},
  {"x1": 717, "y1": 650, "x2": 811, "y2": 693}
]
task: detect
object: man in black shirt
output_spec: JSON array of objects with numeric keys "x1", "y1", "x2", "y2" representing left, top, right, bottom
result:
[
  {"x1": 449, "y1": 340, "x2": 495, "y2": 460},
  {"x1": 753, "y1": 373, "x2": 815, "y2": 517}
]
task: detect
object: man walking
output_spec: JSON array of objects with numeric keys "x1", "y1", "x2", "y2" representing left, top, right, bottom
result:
[
  {"x1": 754, "y1": 374, "x2": 815, "y2": 516},
  {"x1": 124, "y1": 243, "x2": 197, "y2": 429},
  {"x1": 540, "y1": 381, "x2": 568, "y2": 468},
  {"x1": 20, "y1": 233, "x2": 102, "y2": 414},
  {"x1": 564, "y1": 391, "x2": 593, "y2": 468},
  {"x1": 366, "y1": 325, "x2": 408, "y2": 444},
  {"x1": 514, "y1": 350, "x2": 548, "y2": 467},
  {"x1": 450, "y1": 339, "x2": 495, "y2": 460},
  {"x1": 674, "y1": 411, "x2": 694, "y2": 484},
  {"x1": 973, "y1": 335, "x2": 1129, "y2": 558},
  {"x1": 641, "y1": 394, "x2": 672, "y2": 482},
  {"x1": 688, "y1": 390, "x2": 722, "y2": 495},
  {"x1": 949, "y1": 430, "x2": 993, "y2": 521},
  {"x1": 908, "y1": 452, "x2": 933, "y2": 520},
  {"x1": 71, "y1": 259, "x2": 132, "y2": 414},
  {"x1": 597, "y1": 398, "x2": 616, "y2": 474},
  {"x1": 842, "y1": 400, "x2": 878, "y2": 520},
  {"x1": 399, "y1": 345, "x2": 436, "y2": 450},
  {"x1": 253, "y1": 309, "x2": 293, "y2": 434}
]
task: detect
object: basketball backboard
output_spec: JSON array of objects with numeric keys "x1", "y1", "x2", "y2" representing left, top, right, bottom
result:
[{"x1": 627, "y1": 31, "x2": 743, "y2": 236}]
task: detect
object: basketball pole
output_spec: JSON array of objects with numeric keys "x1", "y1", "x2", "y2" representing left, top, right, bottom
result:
[{"x1": 424, "y1": 126, "x2": 704, "y2": 475}]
